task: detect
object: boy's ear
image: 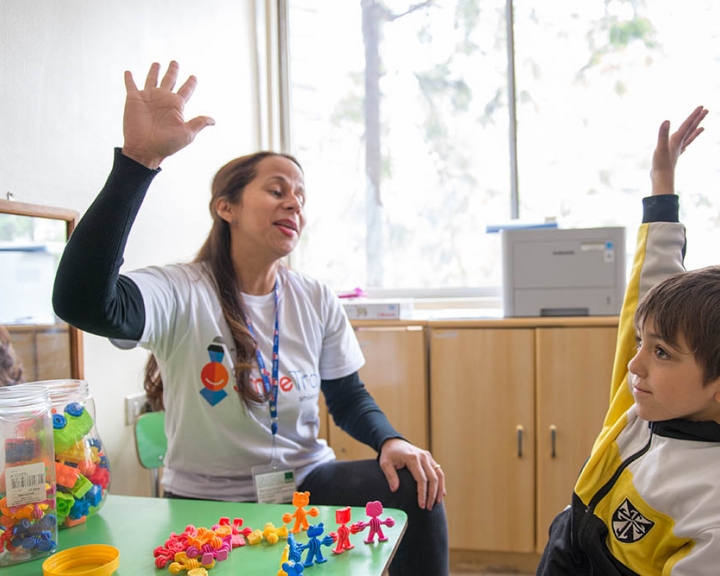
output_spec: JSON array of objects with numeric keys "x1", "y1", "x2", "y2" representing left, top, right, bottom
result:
[{"x1": 712, "y1": 379, "x2": 720, "y2": 406}]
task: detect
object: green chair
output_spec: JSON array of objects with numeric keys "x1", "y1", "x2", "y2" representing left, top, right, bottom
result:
[{"x1": 134, "y1": 411, "x2": 167, "y2": 497}]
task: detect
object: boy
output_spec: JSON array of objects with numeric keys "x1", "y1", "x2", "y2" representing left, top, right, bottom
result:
[{"x1": 538, "y1": 105, "x2": 720, "y2": 575}]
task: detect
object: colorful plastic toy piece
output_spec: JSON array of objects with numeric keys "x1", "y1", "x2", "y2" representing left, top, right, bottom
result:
[
  {"x1": 329, "y1": 506, "x2": 355, "y2": 554},
  {"x1": 277, "y1": 532, "x2": 303, "y2": 575},
  {"x1": 263, "y1": 521, "x2": 288, "y2": 545},
  {"x1": 246, "y1": 528, "x2": 263, "y2": 545},
  {"x1": 281, "y1": 561, "x2": 304, "y2": 575},
  {"x1": 53, "y1": 403, "x2": 94, "y2": 453},
  {"x1": 153, "y1": 517, "x2": 243, "y2": 570},
  {"x1": 55, "y1": 492, "x2": 74, "y2": 521},
  {"x1": 4, "y1": 438, "x2": 40, "y2": 463},
  {"x1": 281, "y1": 491, "x2": 319, "y2": 534},
  {"x1": 297, "y1": 523, "x2": 334, "y2": 567},
  {"x1": 55, "y1": 461, "x2": 81, "y2": 490},
  {"x1": 168, "y1": 551, "x2": 215, "y2": 574},
  {"x1": 350, "y1": 501, "x2": 395, "y2": 544}
]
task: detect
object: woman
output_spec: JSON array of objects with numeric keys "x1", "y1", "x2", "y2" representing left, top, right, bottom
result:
[
  {"x1": 52, "y1": 61, "x2": 448, "y2": 575},
  {"x1": 0, "y1": 324, "x2": 24, "y2": 386}
]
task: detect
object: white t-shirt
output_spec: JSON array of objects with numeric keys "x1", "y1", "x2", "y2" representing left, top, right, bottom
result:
[{"x1": 116, "y1": 263, "x2": 365, "y2": 500}]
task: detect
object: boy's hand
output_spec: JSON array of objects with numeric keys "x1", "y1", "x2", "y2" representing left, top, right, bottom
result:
[{"x1": 651, "y1": 106, "x2": 708, "y2": 196}]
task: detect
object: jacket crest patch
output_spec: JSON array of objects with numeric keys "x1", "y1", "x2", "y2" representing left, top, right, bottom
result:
[{"x1": 612, "y1": 498, "x2": 655, "y2": 543}]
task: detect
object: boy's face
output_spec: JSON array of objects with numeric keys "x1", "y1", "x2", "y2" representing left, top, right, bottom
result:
[{"x1": 628, "y1": 318, "x2": 720, "y2": 423}]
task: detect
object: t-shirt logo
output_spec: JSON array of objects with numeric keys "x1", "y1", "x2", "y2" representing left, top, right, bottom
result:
[
  {"x1": 612, "y1": 498, "x2": 654, "y2": 543},
  {"x1": 199, "y1": 336, "x2": 230, "y2": 406}
]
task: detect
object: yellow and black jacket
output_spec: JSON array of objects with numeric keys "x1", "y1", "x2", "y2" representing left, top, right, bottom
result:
[{"x1": 538, "y1": 195, "x2": 720, "y2": 575}]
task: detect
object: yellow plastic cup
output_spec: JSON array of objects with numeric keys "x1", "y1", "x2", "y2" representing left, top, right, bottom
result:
[{"x1": 41, "y1": 544, "x2": 120, "y2": 576}]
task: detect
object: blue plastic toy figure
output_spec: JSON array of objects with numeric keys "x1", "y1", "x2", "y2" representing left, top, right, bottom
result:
[
  {"x1": 297, "y1": 523, "x2": 334, "y2": 567},
  {"x1": 281, "y1": 561, "x2": 304, "y2": 575},
  {"x1": 287, "y1": 533, "x2": 301, "y2": 562}
]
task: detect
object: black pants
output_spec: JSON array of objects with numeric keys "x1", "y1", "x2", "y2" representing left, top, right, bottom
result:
[
  {"x1": 299, "y1": 459, "x2": 449, "y2": 576},
  {"x1": 166, "y1": 459, "x2": 449, "y2": 576}
]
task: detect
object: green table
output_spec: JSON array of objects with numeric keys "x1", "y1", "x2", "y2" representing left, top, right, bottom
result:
[{"x1": 4, "y1": 494, "x2": 407, "y2": 575}]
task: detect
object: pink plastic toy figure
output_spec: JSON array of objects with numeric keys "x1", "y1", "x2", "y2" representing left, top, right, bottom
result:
[
  {"x1": 281, "y1": 491, "x2": 319, "y2": 534},
  {"x1": 351, "y1": 501, "x2": 395, "y2": 544},
  {"x1": 329, "y1": 507, "x2": 355, "y2": 554}
]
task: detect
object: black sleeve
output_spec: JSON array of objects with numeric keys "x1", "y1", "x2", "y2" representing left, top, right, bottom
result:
[
  {"x1": 642, "y1": 194, "x2": 679, "y2": 223},
  {"x1": 321, "y1": 371, "x2": 404, "y2": 453},
  {"x1": 52, "y1": 149, "x2": 160, "y2": 340}
]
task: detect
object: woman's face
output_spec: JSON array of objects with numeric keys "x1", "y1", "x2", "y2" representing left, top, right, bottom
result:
[{"x1": 219, "y1": 156, "x2": 306, "y2": 261}]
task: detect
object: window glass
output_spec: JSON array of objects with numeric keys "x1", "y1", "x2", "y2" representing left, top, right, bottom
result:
[
  {"x1": 288, "y1": 0, "x2": 509, "y2": 293},
  {"x1": 513, "y1": 0, "x2": 720, "y2": 272},
  {"x1": 286, "y1": 0, "x2": 720, "y2": 293}
]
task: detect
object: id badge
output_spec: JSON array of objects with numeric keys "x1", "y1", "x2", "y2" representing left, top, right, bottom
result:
[{"x1": 252, "y1": 463, "x2": 297, "y2": 504}]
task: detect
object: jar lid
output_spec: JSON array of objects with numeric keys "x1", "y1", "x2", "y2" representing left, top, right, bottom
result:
[{"x1": 42, "y1": 544, "x2": 120, "y2": 576}]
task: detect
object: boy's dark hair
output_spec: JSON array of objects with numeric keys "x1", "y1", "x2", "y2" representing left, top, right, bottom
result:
[{"x1": 635, "y1": 265, "x2": 720, "y2": 385}]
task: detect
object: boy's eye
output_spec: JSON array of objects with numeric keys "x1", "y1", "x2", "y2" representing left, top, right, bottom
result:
[
  {"x1": 654, "y1": 346, "x2": 670, "y2": 360},
  {"x1": 634, "y1": 336, "x2": 642, "y2": 350}
]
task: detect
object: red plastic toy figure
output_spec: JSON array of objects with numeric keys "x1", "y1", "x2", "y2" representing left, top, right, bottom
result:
[
  {"x1": 281, "y1": 491, "x2": 319, "y2": 534},
  {"x1": 351, "y1": 501, "x2": 395, "y2": 544},
  {"x1": 329, "y1": 507, "x2": 355, "y2": 554}
]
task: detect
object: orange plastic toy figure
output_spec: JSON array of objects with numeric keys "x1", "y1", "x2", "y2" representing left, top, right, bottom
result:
[{"x1": 281, "y1": 491, "x2": 319, "y2": 534}]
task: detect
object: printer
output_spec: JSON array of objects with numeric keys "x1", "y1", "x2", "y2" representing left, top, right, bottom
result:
[{"x1": 501, "y1": 226, "x2": 626, "y2": 317}]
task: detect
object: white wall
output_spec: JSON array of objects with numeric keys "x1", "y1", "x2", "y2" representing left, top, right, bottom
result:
[{"x1": 0, "y1": 1, "x2": 262, "y2": 496}]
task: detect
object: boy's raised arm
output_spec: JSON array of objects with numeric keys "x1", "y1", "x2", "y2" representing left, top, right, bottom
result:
[{"x1": 603, "y1": 106, "x2": 707, "y2": 428}]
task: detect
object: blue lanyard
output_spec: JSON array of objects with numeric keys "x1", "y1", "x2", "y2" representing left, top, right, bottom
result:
[{"x1": 245, "y1": 281, "x2": 280, "y2": 437}]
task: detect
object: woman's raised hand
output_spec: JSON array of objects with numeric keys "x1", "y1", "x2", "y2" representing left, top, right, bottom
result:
[{"x1": 121, "y1": 61, "x2": 215, "y2": 170}]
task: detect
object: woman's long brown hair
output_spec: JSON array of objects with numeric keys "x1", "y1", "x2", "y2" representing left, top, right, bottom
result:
[{"x1": 144, "y1": 151, "x2": 302, "y2": 411}]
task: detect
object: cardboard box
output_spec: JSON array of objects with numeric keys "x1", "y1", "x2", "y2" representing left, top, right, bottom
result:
[{"x1": 342, "y1": 299, "x2": 414, "y2": 320}]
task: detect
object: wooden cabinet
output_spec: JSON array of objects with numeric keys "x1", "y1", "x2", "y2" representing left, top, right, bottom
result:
[
  {"x1": 319, "y1": 315, "x2": 617, "y2": 561},
  {"x1": 430, "y1": 326, "x2": 536, "y2": 552},
  {"x1": 534, "y1": 325, "x2": 617, "y2": 551},
  {"x1": 326, "y1": 323, "x2": 429, "y2": 460},
  {"x1": 429, "y1": 318, "x2": 617, "y2": 554},
  {"x1": 6, "y1": 323, "x2": 71, "y2": 382}
]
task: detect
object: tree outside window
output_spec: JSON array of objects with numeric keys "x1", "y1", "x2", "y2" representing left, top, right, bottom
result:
[{"x1": 284, "y1": 0, "x2": 720, "y2": 296}]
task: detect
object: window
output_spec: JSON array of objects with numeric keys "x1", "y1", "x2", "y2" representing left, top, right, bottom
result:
[{"x1": 282, "y1": 0, "x2": 720, "y2": 296}]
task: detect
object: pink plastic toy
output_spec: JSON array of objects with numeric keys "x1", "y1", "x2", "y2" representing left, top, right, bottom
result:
[{"x1": 351, "y1": 501, "x2": 395, "y2": 543}]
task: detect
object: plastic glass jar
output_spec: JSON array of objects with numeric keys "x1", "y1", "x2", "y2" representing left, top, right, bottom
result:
[
  {"x1": 0, "y1": 384, "x2": 58, "y2": 566},
  {"x1": 28, "y1": 380, "x2": 110, "y2": 529}
]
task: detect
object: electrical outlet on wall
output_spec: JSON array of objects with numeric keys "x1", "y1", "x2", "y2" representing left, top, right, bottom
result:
[{"x1": 125, "y1": 392, "x2": 147, "y2": 426}]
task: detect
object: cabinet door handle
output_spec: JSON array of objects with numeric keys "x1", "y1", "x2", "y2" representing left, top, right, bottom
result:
[
  {"x1": 516, "y1": 425, "x2": 524, "y2": 458},
  {"x1": 550, "y1": 425, "x2": 557, "y2": 459}
]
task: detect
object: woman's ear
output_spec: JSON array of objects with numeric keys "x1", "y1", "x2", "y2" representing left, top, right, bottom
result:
[{"x1": 214, "y1": 197, "x2": 235, "y2": 224}]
